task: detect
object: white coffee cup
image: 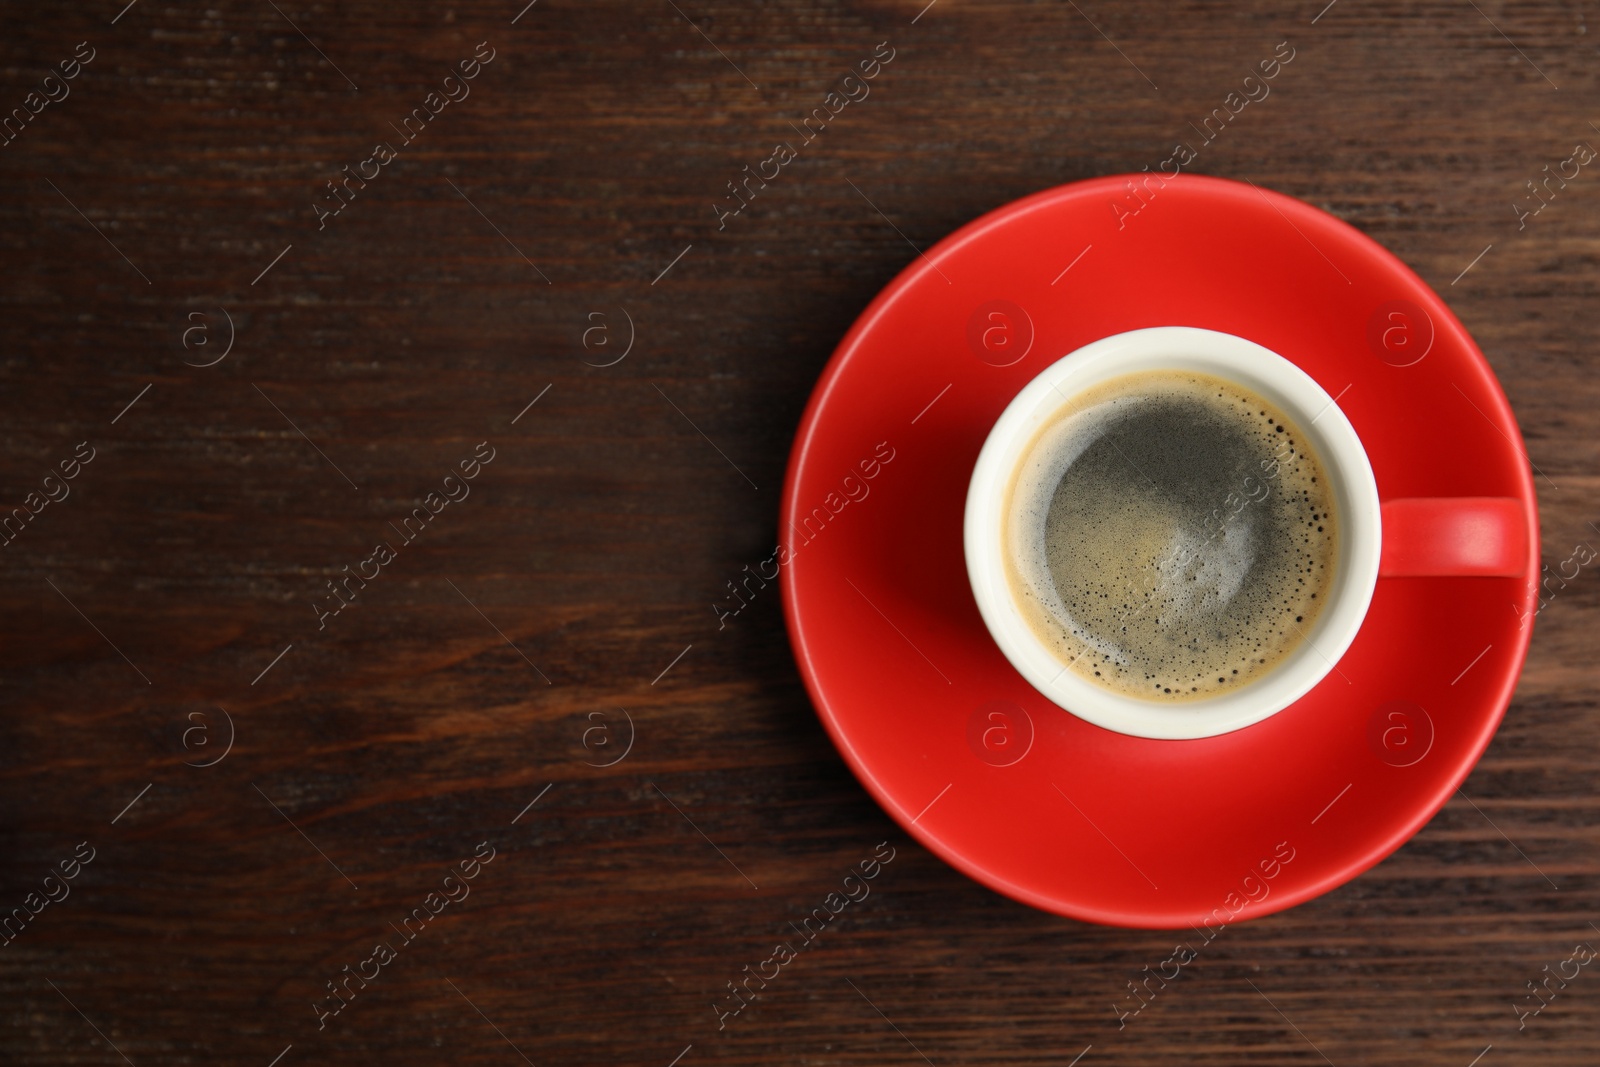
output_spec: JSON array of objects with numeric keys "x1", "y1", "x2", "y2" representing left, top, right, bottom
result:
[{"x1": 964, "y1": 326, "x2": 1382, "y2": 740}]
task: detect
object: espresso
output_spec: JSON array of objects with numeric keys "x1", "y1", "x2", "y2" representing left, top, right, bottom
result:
[{"x1": 1003, "y1": 370, "x2": 1337, "y2": 700}]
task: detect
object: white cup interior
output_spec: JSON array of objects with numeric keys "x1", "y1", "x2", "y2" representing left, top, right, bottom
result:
[{"x1": 964, "y1": 327, "x2": 1381, "y2": 740}]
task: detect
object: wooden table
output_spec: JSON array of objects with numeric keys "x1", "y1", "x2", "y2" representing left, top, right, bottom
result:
[{"x1": 3, "y1": 1, "x2": 1597, "y2": 1064}]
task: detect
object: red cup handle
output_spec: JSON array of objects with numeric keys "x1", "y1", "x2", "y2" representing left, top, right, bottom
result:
[{"x1": 1379, "y1": 497, "x2": 1529, "y2": 578}]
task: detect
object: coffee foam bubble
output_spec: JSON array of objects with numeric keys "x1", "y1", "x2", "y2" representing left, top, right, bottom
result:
[{"x1": 1003, "y1": 370, "x2": 1338, "y2": 701}]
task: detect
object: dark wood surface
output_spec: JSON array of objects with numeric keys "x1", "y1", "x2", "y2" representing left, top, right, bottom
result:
[{"x1": 3, "y1": 1, "x2": 1599, "y2": 1064}]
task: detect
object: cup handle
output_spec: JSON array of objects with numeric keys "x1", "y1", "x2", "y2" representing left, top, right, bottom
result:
[{"x1": 1379, "y1": 497, "x2": 1529, "y2": 577}]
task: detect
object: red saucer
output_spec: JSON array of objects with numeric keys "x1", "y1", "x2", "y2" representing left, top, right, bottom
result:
[{"x1": 779, "y1": 175, "x2": 1539, "y2": 928}]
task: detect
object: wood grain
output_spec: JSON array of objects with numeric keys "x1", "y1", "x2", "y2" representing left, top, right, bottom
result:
[{"x1": 2, "y1": 1, "x2": 1598, "y2": 1064}]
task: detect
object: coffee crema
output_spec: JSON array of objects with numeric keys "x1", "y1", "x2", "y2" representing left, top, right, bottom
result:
[{"x1": 1003, "y1": 369, "x2": 1338, "y2": 700}]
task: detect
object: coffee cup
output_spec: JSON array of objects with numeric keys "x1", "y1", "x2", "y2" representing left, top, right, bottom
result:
[{"x1": 964, "y1": 326, "x2": 1528, "y2": 739}]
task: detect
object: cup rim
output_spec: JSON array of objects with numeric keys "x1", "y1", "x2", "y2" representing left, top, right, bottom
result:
[{"x1": 964, "y1": 325, "x2": 1382, "y2": 740}]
